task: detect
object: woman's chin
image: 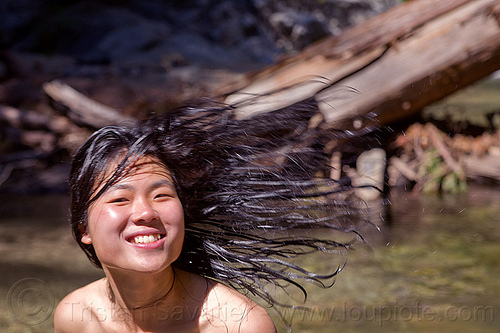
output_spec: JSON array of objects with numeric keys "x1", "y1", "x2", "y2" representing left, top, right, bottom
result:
[{"x1": 103, "y1": 259, "x2": 172, "y2": 275}]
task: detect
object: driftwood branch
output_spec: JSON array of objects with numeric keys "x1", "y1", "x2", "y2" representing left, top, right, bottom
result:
[
  {"x1": 390, "y1": 122, "x2": 500, "y2": 189},
  {"x1": 43, "y1": 80, "x2": 137, "y2": 129},
  {"x1": 389, "y1": 156, "x2": 419, "y2": 182},
  {"x1": 426, "y1": 123, "x2": 463, "y2": 174},
  {"x1": 0, "y1": 159, "x2": 38, "y2": 187},
  {"x1": 0, "y1": 105, "x2": 90, "y2": 152},
  {"x1": 0, "y1": 80, "x2": 138, "y2": 189},
  {"x1": 0, "y1": 105, "x2": 78, "y2": 135}
]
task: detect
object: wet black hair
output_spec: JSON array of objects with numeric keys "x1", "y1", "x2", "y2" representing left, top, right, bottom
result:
[{"x1": 69, "y1": 95, "x2": 371, "y2": 311}]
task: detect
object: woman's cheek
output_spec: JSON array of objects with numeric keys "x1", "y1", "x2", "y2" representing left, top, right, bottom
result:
[{"x1": 87, "y1": 204, "x2": 124, "y2": 240}]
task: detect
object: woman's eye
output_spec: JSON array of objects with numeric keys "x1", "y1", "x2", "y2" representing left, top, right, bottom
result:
[
  {"x1": 154, "y1": 193, "x2": 171, "y2": 199},
  {"x1": 110, "y1": 197, "x2": 128, "y2": 203}
]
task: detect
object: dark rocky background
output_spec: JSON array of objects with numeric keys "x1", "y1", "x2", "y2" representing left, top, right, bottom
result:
[
  {"x1": 1, "y1": 0, "x2": 399, "y2": 110},
  {"x1": 0, "y1": 0, "x2": 400, "y2": 192}
]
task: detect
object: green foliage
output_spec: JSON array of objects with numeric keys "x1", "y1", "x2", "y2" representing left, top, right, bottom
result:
[{"x1": 418, "y1": 148, "x2": 467, "y2": 195}]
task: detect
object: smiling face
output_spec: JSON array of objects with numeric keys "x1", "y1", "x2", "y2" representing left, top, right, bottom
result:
[{"x1": 81, "y1": 156, "x2": 185, "y2": 274}]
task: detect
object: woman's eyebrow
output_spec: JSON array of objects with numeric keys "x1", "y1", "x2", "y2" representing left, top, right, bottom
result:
[
  {"x1": 104, "y1": 178, "x2": 175, "y2": 192},
  {"x1": 150, "y1": 179, "x2": 176, "y2": 191},
  {"x1": 107, "y1": 183, "x2": 133, "y2": 192}
]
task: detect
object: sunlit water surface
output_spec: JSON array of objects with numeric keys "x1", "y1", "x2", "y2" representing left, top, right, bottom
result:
[
  {"x1": 0, "y1": 184, "x2": 498, "y2": 332},
  {"x1": 277, "y1": 184, "x2": 500, "y2": 333}
]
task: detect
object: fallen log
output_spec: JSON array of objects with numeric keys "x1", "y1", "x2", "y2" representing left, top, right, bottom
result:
[
  {"x1": 225, "y1": 0, "x2": 500, "y2": 129},
  {"x1": 462, "y1": 154, "x2": 500, "y2": 182}
]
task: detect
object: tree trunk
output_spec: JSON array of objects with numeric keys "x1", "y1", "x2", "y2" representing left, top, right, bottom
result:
[{"x1": 225, "y1": 0, "x2": 500, "y2": 129}]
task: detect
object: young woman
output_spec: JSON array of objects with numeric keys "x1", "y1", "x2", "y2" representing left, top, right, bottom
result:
[{"x1": 54, "y1": 100, "x2": 367, "y2": 332}]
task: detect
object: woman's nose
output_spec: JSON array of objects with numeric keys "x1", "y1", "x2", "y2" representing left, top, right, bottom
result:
[{"x1": 131, "y1": 199, "x2": 158, "y2": 223}]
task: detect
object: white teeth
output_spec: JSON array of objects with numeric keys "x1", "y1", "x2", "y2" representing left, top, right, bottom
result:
[{"x1": 133, "y1": 234, "x2": 161, "y2": 244}]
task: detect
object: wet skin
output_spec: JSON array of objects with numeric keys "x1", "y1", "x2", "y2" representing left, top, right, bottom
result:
[{"x1": 81, "y1": 157, "x2": 185, "y2": 276}]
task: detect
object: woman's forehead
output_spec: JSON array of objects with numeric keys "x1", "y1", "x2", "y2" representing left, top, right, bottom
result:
[
  {"x1": 97, "y1": 155, "x2": 173, "y2": 189},
  {"x1": 125, "y1": 157, "x2": 173, "y2": 180}
]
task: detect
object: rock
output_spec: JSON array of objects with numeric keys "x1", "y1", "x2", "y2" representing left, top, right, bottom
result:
[
  {"x1": 269, "y1": 10, "x2": 328, "y2": 51},
  {"x1": 353, "y1": 148, "x2": 386, "y2": 200},
  {"x1": 87, "y1": 20, "x2": 171, "y2": 64},
  {"x1": 2, "y1": 0, "x2": 399, "y2": 64},
  {"x1": 254, "y1": 0, "x2": 400, "y2": 50},
  {"x1": 0, "y1": 0, "x2": 45, "y2": 47}
]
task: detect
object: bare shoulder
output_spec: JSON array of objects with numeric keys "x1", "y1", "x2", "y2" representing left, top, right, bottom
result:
[
  {"x1": 203, "y1": 280, "x2": 276, "y2": 333},
  {"x1": 54, "y1": 279, "x2": 106, "y2": 333}
]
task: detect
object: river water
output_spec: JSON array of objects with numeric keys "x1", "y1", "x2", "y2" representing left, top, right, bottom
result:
[
  {"x1": 279, "y1": 184, "x2": 500, "y2": 333},
  {"x1": 1, "y1": 75, "x2": 499, "y2": 332},
  {"x1": 0, "y1": 184, "x2": 498, "y2": 332}
]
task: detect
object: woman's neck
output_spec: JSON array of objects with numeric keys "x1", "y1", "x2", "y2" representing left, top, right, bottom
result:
[
  {"x1": 103, "y1": 265, "x2": 177, "y2": 311},
  {"x1": 100, "y1": 266, "x2": 212, "y2": 332}
]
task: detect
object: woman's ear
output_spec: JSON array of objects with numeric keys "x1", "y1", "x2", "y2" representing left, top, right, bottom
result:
[
  {"x1": 79, "y1": 223, "x2": 92, "y2": 244},
  {"x1": 81, "y1": 232, "x2": 92, "y2": 244}
]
